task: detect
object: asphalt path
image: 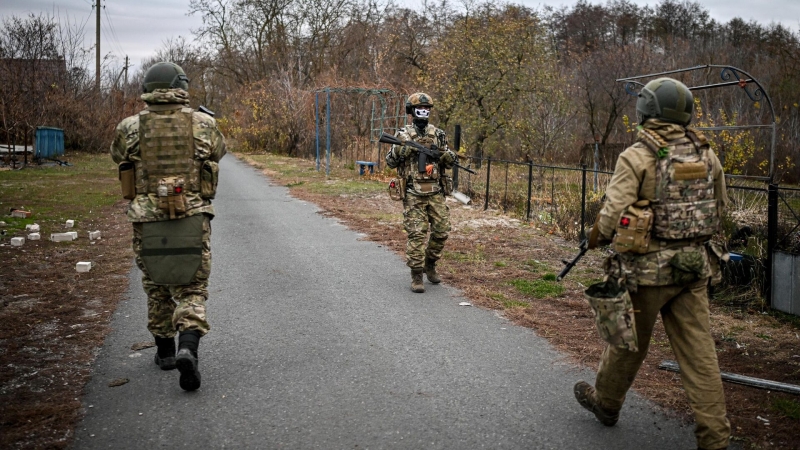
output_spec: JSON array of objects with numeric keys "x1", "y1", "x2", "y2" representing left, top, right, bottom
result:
[{"x1": 71, "y1": 156, "x2": 698, "y2": 449}]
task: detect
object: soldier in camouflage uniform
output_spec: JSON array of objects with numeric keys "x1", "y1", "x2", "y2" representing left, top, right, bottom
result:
[
  {"x1": 111, "y1": 62, "x2": 226, "y2": 391},
  {"x1": 385, "y1": 93, "x2": 457, "y2": 293},
  {"x1": 573, "y1": 78, "x2": 730, "y2": 450}
]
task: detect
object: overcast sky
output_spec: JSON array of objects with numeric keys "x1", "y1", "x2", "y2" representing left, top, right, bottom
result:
[{"x1": 2, "y1": 0, "x2": 798, "y2": 76}]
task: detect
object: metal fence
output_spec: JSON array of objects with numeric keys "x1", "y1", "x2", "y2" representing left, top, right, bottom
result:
[
  {"x1": 449, "y1": 154, "x2": 800, "y2": 309},
  {"x1": 455, "y1": 156, "x2": 613, "y2": 241}
]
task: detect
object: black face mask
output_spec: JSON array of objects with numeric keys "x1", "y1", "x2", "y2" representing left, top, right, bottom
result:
[{"x1": 413, "y1": 118, "x2": 428, "y2": 130}]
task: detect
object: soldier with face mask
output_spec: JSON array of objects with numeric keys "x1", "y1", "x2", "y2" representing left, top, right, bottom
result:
[
  {"x1": 385, "y1": 92, "x2": 457, "y2": 293},
  {"x1": 111, "y1": 62, "x2": 226, "y2": 391},
  {"x1": 573, "y1": 77, "x2": 730, "y2": 450}
]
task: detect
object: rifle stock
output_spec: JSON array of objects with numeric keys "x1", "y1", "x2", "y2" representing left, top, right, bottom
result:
[{"x1": 379, "y1": 132, "x2": 476, "y2": 175}]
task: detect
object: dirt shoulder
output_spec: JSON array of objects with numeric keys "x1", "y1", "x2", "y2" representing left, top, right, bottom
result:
[
  {"x1": 239, "y1": 152, "x2": 800, "y2": 449},
  {"x1": 0, "y1": 203, "x2": 132, "y2": 449},
  {"x1": 1, "y1": 152, "x2": 798, "y2": 449}
]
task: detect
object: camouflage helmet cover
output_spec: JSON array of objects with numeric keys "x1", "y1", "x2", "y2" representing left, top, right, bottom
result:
[
  {"x1": 142, "y1": 62, "x2": 190, "y2": 93},
  {"x1": 405, "y1": 92, "x2": 434, "y2": 114},
  {"x1": 636, "y1": 77, "x2": 693, "y2": 126}
]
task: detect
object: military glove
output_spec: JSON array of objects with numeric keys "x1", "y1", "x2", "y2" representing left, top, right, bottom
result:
[
  {"x1": 396, "y1": 146, "x2": 411, "y2": 159},
  {"x1": 439, "y1": 150, "x2": 455, "y2": 166},
  {"x1": 587, "y1": 226, "x2": 612, "y2": 249}
]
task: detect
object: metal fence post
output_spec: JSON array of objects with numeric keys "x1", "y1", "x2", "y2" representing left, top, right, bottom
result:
[
  {"x1": 453, "y1": 125, "x2": 461, "y2": 190},
  {"x1": 581, "y1": 164, "x2": 587, "y2": 239},
  {"x1": 766, "y1": 183, "x2": 778, "y2": 305},
  {"x1": 503, "y1": 162, "x2": 509, "y2": 212},
  {"x1": 593, "y1": 139, "x2": 599, "y2": 192},
  {"x1": 315, "y1": 92, "x2": 320, "y2": 171},
  {"x1": 325, "y1": 88, "x2": 331, "y2": 177},
  {"x1": 484, "y1": 158, "x2": 491, "y2": 211},
  {"x1": 526, "y1": 162, "x2": 533, "y2": 221}
]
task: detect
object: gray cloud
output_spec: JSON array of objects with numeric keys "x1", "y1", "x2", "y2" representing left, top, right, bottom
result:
[{"x1": 2, "y1": 0, "x2": 798, "y2": 76}]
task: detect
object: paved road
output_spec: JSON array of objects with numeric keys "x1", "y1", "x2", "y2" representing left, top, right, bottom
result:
[{"x1": 71, "y1": 156, "x2": 697, "y2": 449}]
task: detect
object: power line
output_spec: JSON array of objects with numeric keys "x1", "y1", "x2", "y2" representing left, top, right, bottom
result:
[{"x1": 103, "y1": 7, "x2": 127, "y2": 56}]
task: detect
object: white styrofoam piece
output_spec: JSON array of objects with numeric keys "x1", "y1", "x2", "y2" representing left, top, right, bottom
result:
[
  {"x1": 76, "y1": 261, "x2": 92, "y2": 272},
  {"x1": 10, "y1": 237, "x2": 25, "y2": 246},
  {"x1": 68, "y1": 231, "x2": 78, "y2": 239},
  {"x1": 65, "y1": 219, "x2": 75, "y2": 227},
  {"x1": 89, "y1": 230, "x2": 102, "y2": 240},
  {"x1": 25, "y1": 223, "x2": 40, "y2": 232},
  {"x1": 51, "y1": 232, "x2": 75, "y2": 242},
  {"x1": 28, "y1": 232, "x2": 41, "y2": 240}
]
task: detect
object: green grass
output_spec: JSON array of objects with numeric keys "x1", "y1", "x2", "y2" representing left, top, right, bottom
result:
[
  {"x1": 487, "y1": 291, "x2": 529, "y2": 308},
  {"x1": 0, "y1": 153, "x2": 119, "y2": 233},
  {"x1": 494, "y1": 261, "x2": 508, "y2": 268},
  {"x1": 509, "y1": 278, "x2": 565, "y2": 299},
  {"x1": 303, "y1": 179, "x2": 385, "y2": 196},
  {"x1": 522, "y1": 259, "x2": 549, "y2": 273},
  {"x1": 240, "y1": 152, "x2": 387, "y2": 197},
  {"x1": 771, "y1": 397, "x2": 800, "y2": 420},
  {"x1": 444, "y1": 245, "x2": 486, "y2": 263}
]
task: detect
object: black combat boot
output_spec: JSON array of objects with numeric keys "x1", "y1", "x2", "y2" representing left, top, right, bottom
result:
[
  {"x1": 176, "y1": 330, "x2": 202, "y2": 391},
  {"x1": 153, "y1": 336, "x2": 176, "y2": 370},
  {"x1": 424, "y1": 258, "x2": 441, "y2": 284},
  {"x1": 411, "y1": 269, "x2": 425, "y2": 293}
]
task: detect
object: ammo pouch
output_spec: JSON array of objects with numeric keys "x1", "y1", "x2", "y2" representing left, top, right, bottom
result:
[
  {"x1": 669, "y1": 248, "x2": 706, "y2": 285},
  {"x1": 584, "y1": 278, "x2": 639, "y2": 352},
  {"x1": 118, "y1": 162, "x2": 136, "y2": 200},
  {"x1": 613, "y1": 200, "x2": 653, "y2": 254},
  {"x1": 200, "y1": 160, "x2": 219, "y2": 199},
  {"x1": 156, "y1": 176, "x2": 188, "y2": 219},
  {"x1": 388, "y1": 178, "x2": 405, "y2": 201},
  {"x1": 140, "y1": 215, "x2": 204, "y2": 285},
  {"x1": 440, "y1": 175, "x2": 454, "y2": 196}
]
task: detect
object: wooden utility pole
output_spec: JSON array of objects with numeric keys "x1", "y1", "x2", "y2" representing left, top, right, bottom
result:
[
  {"x1": 95, "y1": 0, "x2": 101, "y2": 91},
  {"x1": 124, "y1": 55, "x2": 129, "y2": 87}
]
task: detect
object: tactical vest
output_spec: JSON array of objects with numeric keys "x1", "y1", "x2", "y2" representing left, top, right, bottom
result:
[
  {"x1": 402, "y1": 124, "x2": 442, "y2": 195},
  {"x1": 638, "y1": 127, "x2": 719, "y2": 240},
  {"x1": 136, "y1": 106, "x2": 199, "y2": 195}
]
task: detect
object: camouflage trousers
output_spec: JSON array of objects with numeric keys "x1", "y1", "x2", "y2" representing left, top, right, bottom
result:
[
  {"x1": 403, "y1": 192, "x2": 451, "y2": 270},
  {"x1": 593, "y1": 279, "x2": 730, "y2": 450},
  {"x1": 132, "y1": 215, "x2": 212, "y2": 338}
]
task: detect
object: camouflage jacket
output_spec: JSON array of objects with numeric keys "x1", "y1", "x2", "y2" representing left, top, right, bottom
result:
[
  {"x1": 597, "y1": 119, "x2": 729, "y2": 288},
  {"x1": 385, "y1": 123, "x2": 455, "y2": 196},
  {"x1": 110, "y1": 89, "x2": 227, "y2": 223}
]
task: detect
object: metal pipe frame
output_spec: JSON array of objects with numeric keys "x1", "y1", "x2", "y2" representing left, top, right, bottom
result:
[{"x1": 617, "y1": 64, "x2": 776, "y2": 183}]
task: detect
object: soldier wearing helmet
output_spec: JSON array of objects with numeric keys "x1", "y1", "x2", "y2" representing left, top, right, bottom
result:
[
  {"x1": 111, "y1": 61, "x2": 226, "y2": 391},
  {"x1": 385, "y1": 92, "x2": 457, "y2": 293},
  {"x1": 573, "y1": 77, "x2": 730, "y2": 450}
]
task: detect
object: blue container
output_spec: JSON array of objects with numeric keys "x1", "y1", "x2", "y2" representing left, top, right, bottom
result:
[
  {"x1": 35, "y1": 127, "x2": 64, "y2": 159},
  {"x1": 729, "y1": 252, "x2": 743, "y2": 262}
]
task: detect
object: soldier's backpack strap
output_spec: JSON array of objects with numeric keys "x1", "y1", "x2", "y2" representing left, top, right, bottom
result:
[{"x1": 684, "y1": 128, "x2": 710, "y2": 153}]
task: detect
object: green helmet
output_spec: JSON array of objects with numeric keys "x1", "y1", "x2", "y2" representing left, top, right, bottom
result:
[
  {"x1": 142, "y1": 62, "x2": 190, "y2": 93},
  {"x1": 636, "y1": 77, "x2": 693, "y2": 126},
  {"x1": 405, "y1": 92, "x2": 434, "y2": 115}
]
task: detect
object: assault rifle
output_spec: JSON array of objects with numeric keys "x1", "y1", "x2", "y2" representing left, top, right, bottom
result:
[
  {"x1": 379, "y1": 132, "x2": 476, "y2": 175},
  {"x1": 557, "y1": 238, "x2": 589, "y2": 281}
]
